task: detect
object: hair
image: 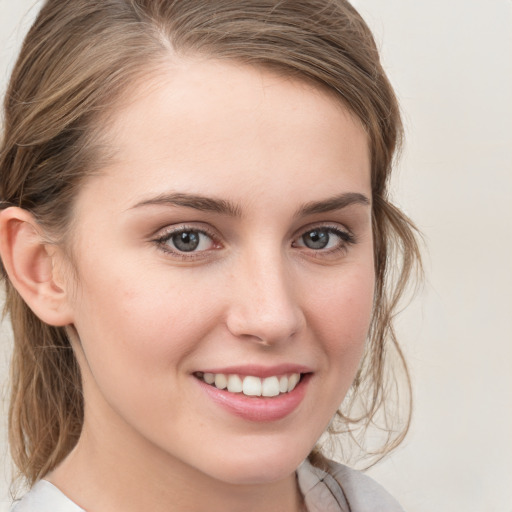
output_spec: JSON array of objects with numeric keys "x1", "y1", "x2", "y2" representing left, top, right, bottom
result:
[{"x1": 0, "y1": 0, "x2": 421, "y2": 485}]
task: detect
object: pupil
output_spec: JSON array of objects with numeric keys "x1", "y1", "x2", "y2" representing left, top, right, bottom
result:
[
  {"x1": 304, "y1": 229, "x2": 329, "y2": 249},
  {"x1": 173, "y1": 231, "x2": 200, "y2": 252}
]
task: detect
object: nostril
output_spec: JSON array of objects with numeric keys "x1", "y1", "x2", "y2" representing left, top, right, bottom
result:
[{"x1": 224, "y1": 266, "x2": 305, "y2": 344}]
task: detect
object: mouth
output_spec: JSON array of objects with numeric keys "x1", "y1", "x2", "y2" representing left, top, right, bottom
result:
[
  {"x1": 194, "y1": 367, "x2": 312, "y2": 422},
  {"x1": 194, "y1": 371, "x2": 302, "y2": 398}
]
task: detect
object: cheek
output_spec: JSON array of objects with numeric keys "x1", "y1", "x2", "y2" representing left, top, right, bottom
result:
[
  {"x1": 68, "y1": 275, "x2": 209, "y2": 433},
  {"x1": 310, "y1": 262, "x2": 374, "y2": 332},
  {"x1": 68, "y1": 263, "x2": 208, "y2": 384},
  {"x1": 307, "y1": 263, "x2": 375, "y2": 377}
]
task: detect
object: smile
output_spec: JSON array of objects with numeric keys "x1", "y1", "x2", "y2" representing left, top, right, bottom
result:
[{"x1": 195, "y1": 372, "x2": 301, "y2": 398}]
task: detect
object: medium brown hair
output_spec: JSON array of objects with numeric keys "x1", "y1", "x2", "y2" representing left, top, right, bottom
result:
[{"x1": 0, "y1": 0, "x2": 421, "y2": 485}]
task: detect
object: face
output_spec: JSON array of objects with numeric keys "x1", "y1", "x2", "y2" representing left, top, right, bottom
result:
[{"x1": 64, "y1": 59, "x2": 374, "y2": 485}]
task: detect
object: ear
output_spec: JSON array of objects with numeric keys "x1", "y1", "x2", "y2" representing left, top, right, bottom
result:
[{"x1": 0, "y1": 207, "x2": 74, "y2": 326}]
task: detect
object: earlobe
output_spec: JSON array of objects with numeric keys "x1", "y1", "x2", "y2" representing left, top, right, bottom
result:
[{"x1": 0, "y1": 207, "x2": 74, "y2": 326}]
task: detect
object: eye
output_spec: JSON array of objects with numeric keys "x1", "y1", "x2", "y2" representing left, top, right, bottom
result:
[
  {"x1": 294, "y1": 226, "x2": 355, "y2": 251},
  {"x1": 155, "y1": 228, "x2": 217, "y2": 254}
]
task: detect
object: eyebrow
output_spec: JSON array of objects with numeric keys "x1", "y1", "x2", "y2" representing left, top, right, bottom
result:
[
  {"x1": 295, "y1": 192, "x2": 370, "y2": 217},
  {"x1": 131, "y1": 192, "x2": 242, "y2": 217},
  {"x1": 130, "y1": 191, "x2": 370, "y2": 217}
]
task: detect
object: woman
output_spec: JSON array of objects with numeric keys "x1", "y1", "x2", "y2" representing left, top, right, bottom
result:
[{"x1": 0, "y1": 1, "x2": 420, "y2": 510}]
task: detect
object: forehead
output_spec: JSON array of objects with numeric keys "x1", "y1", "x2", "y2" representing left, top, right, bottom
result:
[{"x1": 78, "y1": 58, "x2": 371, "y2": 214}]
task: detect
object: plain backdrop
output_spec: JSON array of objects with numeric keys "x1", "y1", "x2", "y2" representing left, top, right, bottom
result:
[{"x1": 0, "y1": 1, "x2": 511, "y2": 511}]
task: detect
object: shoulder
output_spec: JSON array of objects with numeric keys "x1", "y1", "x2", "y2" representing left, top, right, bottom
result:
[
  {"x1": 297, "y1": 458, "x2": 405, "y2": 512},
  {"x1": 9, "y1": 480, "x2": 84, "y2": 512}
]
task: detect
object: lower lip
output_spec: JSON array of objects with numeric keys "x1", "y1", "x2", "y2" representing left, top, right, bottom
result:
[{"x1": 196, "y1": 374, "x2": 310, "y2": 422}]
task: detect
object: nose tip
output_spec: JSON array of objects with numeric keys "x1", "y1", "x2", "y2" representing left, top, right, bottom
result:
[{"x1": 225, "y1": 262, "x2": 305, "y2": 346}]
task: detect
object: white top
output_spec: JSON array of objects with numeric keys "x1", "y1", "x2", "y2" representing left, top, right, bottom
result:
[
  {"x1": 10, "y1": 459, "x2": 405, "y2": 512},
  {"x1": 9, "y1": 480, "x2": 84, "y2": 512}
]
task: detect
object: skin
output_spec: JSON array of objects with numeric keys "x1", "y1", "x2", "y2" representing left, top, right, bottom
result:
[{"x1": 7, "y1": 59, "x2": 375, "y2": 511}]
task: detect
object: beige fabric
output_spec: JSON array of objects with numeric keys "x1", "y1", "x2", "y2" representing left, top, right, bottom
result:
[{"x1": 297, "y1": 458, "x2": 405, "y2": 512}]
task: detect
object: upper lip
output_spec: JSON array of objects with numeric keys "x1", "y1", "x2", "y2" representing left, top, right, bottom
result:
[{"x1": 194, "y1": 364, "x2": 313, "y2": 378}]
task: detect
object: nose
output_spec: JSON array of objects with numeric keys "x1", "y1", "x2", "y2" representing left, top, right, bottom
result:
[{"x1": 225, "y1": 251, "x2": 305, "y2": 346}]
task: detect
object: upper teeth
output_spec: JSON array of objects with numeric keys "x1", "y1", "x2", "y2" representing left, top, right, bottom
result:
[{"x1": 198, "y1": 372, "x2": 301, "y2": 397}]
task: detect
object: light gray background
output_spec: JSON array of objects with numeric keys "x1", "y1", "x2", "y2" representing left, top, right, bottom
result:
[{"x1": 1, "y1": 1, "x2": 511, "y2": 511}]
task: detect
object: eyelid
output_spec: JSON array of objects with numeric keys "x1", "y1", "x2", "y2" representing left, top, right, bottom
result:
[
  {"x1": 152, "y1": 223, "x2": 222, "y2": 259},
  {"x1": 150, "y1": 221, "x2": 356, "y2": 262},
  {"x1": 293, "y1": 222, "x2": 354, "y2": 242},
  {"x1": 292, "y1": 223, "x2": 356, "y2": 254}
]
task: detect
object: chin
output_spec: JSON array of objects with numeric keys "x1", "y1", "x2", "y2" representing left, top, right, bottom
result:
[{"x1": 202, "y1": 443, "x2": 311, "y2": 486}]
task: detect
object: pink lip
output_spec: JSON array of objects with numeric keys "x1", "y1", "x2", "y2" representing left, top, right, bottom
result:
[
  {"x1": 196, "y1": 363, "x2": 313, "y2": 378},
  {"x1": 195, "y1": 372, "x2": 311, "y2": 423}
]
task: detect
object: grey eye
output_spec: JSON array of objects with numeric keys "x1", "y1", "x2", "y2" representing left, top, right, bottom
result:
[
  {"x1": 172, "y1": 231, "x2": 201, "y2": 252},
  {"x1": 156, "y1": 227, "x2": 217, "y2": 256},
  {"x1": 295, "y1": 227, "x2": 354, "y2": 252},
  {"x1": 301, "y1": 229, "x2": 331, "y2": 249}
]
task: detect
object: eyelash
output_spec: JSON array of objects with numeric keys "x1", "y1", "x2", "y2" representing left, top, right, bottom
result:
[
  {"x1": 153, "y1": 224, "x2": 356, "y2": 260},
  {"x1": 292, "y1": 225, "x2": 356, "y2": 257},
  {"x1": 153, "y1": 225, "x2": 221, "y2": 260}
]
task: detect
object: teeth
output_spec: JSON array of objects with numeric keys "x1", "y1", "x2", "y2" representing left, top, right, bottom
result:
[
  {"x1": 199, "y1": 372, "x2": 302, "y2": 397},
  {"x1": 214, "y1": 373, "x2": 227, "y2": 390},
  {"x1": 287, "y1": 373, "x2": 300, "y2": 392},
  {"x1": 227, "y1": 374, "x2": 243, "y2": 393},
  {"x1": 262, "y1": 376, "x2": 280, "y2": 397},
  {"x1": 204, "y1": 372, "x2": 215, "y2": 385},
  {"x1": 243, "y1": 376, "x2": 262, "y2": 396}
]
